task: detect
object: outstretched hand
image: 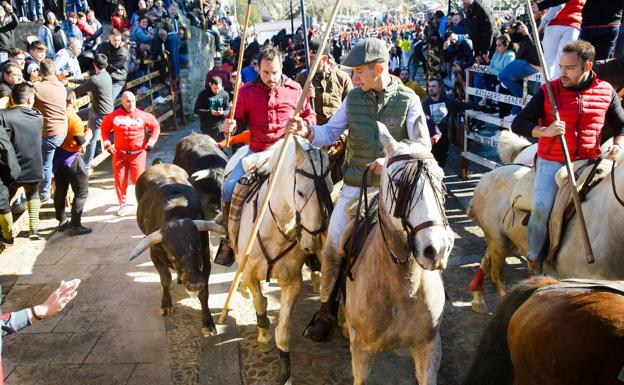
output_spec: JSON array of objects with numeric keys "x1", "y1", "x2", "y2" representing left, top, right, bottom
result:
[{"x1": 34, "y1": 279, "x2": 81, "y2": 320}]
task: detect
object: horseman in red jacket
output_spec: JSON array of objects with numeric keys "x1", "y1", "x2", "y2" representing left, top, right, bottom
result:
[
  {"x1": 101, "y1": 91, "x2": 160, "y2": 217},
  {"x1": 512, "y1": 40, "x2": 624, "y2": 273},
  {"x1": 214, "y1": 46, "x2": 316, "y2": 266}
]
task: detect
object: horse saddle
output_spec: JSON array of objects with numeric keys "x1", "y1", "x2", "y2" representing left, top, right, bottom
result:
[
  {"x1": 537, "y1": 279, "x2": 624, "y2": 297},
  {"x1": 223, "y1": 144, "x2": 276, "y2": 178},
  {"x1": 228, "y1": 170, "x2": 270, "y2": 255},
  {"x1": 509, "y1": 157, "x2": 613, "y2": 263},
  {"x1": 509, "y1": 158, "x2": 611, "y2": 212}
]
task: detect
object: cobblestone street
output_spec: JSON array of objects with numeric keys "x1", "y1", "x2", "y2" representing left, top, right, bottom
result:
[
  {"x1": 1, "y1": 122, "x2": 529, "y2": 385},
  {"x1": 234, "y1": 184, "x2": 527, "y2": 385}
]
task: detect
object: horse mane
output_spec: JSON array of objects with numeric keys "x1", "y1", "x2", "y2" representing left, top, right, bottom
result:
[
  {"x1": 462, "y1": 276, "x2": 559, "y2": 385},
  {"x1": 497, "y1": 130, "x2": 532, "y2": 165}
]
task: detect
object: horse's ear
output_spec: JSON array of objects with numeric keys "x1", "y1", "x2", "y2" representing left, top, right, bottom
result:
[
  {"x1": 293, "y1": 135, "x2": 306, "y2": 162},
  {"x1": 411, "y1": 113, "x2": 432, "y2": 149},
  {"x1": 377, "y1": 121, "x2": 401, "y2": 156}
]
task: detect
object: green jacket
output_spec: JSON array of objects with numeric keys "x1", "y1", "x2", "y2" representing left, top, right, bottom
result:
[
  {"x1": 343, "y1": 77, "x2": 416, "y2": 187},
  {"x1": 296, "y1": 67, "x2": 353, "y2": 125}
]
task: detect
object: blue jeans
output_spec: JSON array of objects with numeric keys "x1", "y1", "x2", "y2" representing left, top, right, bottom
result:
[
  {"x1": 165, "y1": 33, "x2": 180, "y2": 79},
  {"x1": 222, "y1": 148, "x2": 252, "y2": 203},
  {"x1": 84, "y1": 110, "x2": 103, "y2": 170},
  {"x1": 112, "y1": 83, "x2": 123, "y2": 101},
  {"x1": 580, "y1": 26, "x2": 619, "y2": 61},
  {"x1": 527, "y1": 157, "x2": 564, "y2": 261},
  {"x1": 499, "y1": 59, "x2": 538, "y2": 115},
  {"x1": 40, "y1": 135, "x2": 65, "y2": 199},
  {"x1": 66, "y1": 0, "x2": 88, "y2": 13},
  {"x1": 28, "y1": 0, "x2": 43, "y2": 19}
]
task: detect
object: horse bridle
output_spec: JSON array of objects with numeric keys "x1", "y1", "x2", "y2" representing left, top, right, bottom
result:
[
  {"x1": 379, "y1": 153, "x2": 449, "y2": 265},
  {"x1": 256, "y1": 146, "x2": 333, "y2": 282},
  {"x1": 266, "y1": 147, "x2": 333, "y2": 244}
]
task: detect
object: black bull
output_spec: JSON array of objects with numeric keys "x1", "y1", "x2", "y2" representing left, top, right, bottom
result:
[
  {"x1": 173, "y1": 132, "x2": 228, "y2": 220},
  {"x1": 130, "y1": 163, "x2": 226, "y2": 336}
]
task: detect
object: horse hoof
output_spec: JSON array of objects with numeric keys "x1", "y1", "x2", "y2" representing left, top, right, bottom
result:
[
  {"x1": 278, "y1": 348, "x2": 291, "y2": 385},
  {"x1": 471, "y1": 301, "x2": 488, "y2": 314},
  {"x1": 202, "y1": 326, "x2": 218, "y2": 337},
  {"x1": 257, "y1": 340, "x2": 274, "y2": 353},
  {"x1": 160, "y1": 306, "x2": 174, "y2": 316}
]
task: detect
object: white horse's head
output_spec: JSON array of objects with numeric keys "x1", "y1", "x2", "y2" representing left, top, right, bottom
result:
[
  {"x1": 291, "y1": 136, "x2": 334, "y2": 253},
  {"x1": 377, "y1": 122, "x2": 454, "y2": 271}
]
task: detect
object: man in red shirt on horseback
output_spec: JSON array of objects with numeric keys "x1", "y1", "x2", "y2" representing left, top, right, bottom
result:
[
  {"x1": 511, "y1": 40, "x2": 624, "y2": 273},
  {"x1": 214, "y1": 46, "x2": 316, "y2": 266}
]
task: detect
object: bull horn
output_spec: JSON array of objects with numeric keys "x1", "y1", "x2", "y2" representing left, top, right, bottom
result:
[
  {"x1": 129, "y1": 230, "x2": 163, "y2": 261},
  {"x1": 190, "y1": 169, "x2": 211, "y2": 181},
  {"x1": 193, "y1": 220, "x2": 226, "y2": 234}
]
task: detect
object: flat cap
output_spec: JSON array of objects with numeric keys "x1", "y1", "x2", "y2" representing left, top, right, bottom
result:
[{"x1": 342, "y1": 38, "x2": 389, "y2": 67}]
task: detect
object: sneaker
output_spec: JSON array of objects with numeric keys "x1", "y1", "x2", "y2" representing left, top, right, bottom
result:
[
  {"x1": 137, "y1": 85, "x2": 150, "y2": 94},
  {"x1": 39, "y1": 195, "x2": 52, "y2": 204},
  {"x1": 67, "y1": 225, "x2": 92, "y2": 236},
  {"x1": 29, "y1": 230, "x2": 41, "y2": 240},
  {"x1": 1, "y1": 233, "x2": 14, "y2": 246},
  {"x1": 58, "y1": 219, "x2": 70, "y2": 232},
  {"x1": 503, "y1": 114, "x2": 516, "y2": 123},
  {"x1": 115, "y1": 205, "x2": 132, "y2": 217}
]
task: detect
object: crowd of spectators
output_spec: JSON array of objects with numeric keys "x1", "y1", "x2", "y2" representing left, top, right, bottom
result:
[{"x1": 0, "y1": 0, "x2": 216, "y2": 244}]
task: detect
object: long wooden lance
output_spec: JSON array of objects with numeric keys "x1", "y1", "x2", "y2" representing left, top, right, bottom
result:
[
  {"x1": 225, "y1": 0, "x2": 252, "y2": 147},
  {"x1": 218, "y1": 0, "x2": 343, "y2": 324},
  {"x1": 300, "y1": 0, "x2": 315, "y2": 110},
  {"x1": 525, "y1": 0, "x2": 595, "y2": 264}
]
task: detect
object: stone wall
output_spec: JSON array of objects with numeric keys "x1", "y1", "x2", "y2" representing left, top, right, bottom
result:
[{"x1": 180, "y1": 25, "x2": 216, "y2": 119}]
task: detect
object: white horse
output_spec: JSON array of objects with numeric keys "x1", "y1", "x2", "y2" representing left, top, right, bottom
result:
[
  {"x1": 468, "y1": 131, "x2": 624, "y2": 312},
  {"x1": 234, "y1": 136, "x2": 333, "y2": 385},
  {"x1": 342, "y1": 123, "x2": 454, "y2": 385}
]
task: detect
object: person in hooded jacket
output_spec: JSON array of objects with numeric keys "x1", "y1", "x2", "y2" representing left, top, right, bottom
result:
[{"x1": 0, "y1": 83, "x2": 44, "y2": 241}]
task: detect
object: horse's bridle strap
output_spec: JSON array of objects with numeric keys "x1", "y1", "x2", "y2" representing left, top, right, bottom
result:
[
  {"x1": 386, "y1": 153, "x2": 434, "y2": 167},
  {"x1": 408, "y1": 219, "x2": 448, "y2": 236}
]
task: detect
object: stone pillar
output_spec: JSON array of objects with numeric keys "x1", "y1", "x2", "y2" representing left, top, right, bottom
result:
[{"x1": 180, "y1": 25, "x2": 216, "y2": 120}]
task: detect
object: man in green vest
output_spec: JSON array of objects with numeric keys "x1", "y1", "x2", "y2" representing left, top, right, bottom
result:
[{"x1": 288, "y1": 38, "x2": 431, "y2": 342}]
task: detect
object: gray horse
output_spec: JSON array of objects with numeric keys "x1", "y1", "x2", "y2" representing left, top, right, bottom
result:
[{"x1": 342, "y1": 123, "x2": 454, "y2": 385}]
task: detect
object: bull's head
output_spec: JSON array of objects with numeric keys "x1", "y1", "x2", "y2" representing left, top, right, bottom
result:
[
  {"x1": 190, "y1": 168, "x2": 225, "y2": 219},
  {"x1": 129, "y1": 219, "x2": 226, "y2": 295}
]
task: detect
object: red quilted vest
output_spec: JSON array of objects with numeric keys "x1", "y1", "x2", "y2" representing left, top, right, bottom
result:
[
  {"x1": 549, "y1": 0, "x2": 586, "y2": 30},
  {"x1": 537, "y1": 76, "x2": 613, "y2": 162}
]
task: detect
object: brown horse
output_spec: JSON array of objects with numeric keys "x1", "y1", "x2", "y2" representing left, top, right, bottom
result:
[{"x1": 464, "y1": 276, "x2": 624, "y2": 385}]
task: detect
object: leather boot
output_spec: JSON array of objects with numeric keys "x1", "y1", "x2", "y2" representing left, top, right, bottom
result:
[
  {"x1": 214, "y1": 203, "x2": 235, "y2": 267},
  {"x1": 527, "y1": 259, "x2": 543, "y2": 275},
  {"x1": 303, "y1": 301, "x2": 336, "y2": 342}
]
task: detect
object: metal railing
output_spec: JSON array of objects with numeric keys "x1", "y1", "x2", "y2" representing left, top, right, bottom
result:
[{"x1": 460, "y1": 64, "x2": 542, "y2": 177}]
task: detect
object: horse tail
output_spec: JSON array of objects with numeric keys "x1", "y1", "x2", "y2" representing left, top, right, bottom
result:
[
  {"x1": 497, "y1": 130, "x2": 532, "y2": 165},
  {"x1": 462, "y1": 276, "x2": 559, "y2": 385}
]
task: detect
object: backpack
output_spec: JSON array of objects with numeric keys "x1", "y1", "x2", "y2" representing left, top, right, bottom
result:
[
  {"x1": 51, "y1": 26, "x2": 67, "y2": 53},
  {"x1": 0, "y1": 126, "x2": 19, "y2": 186}
]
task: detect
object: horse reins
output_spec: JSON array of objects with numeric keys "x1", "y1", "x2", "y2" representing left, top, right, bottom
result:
[{"x1": 611, "y1": 161, "x2": 624, "y2": 208}]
